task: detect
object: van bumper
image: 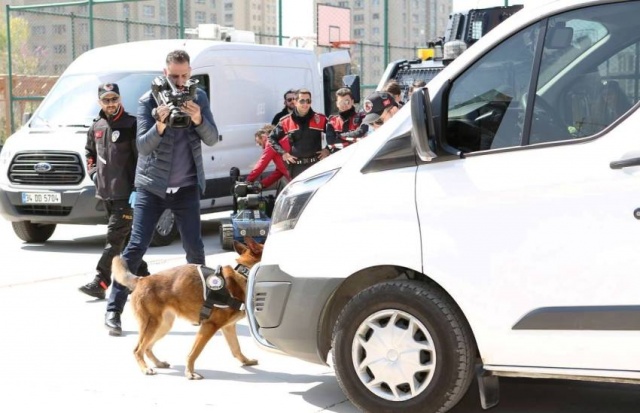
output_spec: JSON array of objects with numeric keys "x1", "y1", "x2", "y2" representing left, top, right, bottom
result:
[
  {"x1": 247, "y1": 263, "x2": 342, "y2": 366},
  {"x1": 0, "y1": 185, "x2": 107, "y2": 225}
]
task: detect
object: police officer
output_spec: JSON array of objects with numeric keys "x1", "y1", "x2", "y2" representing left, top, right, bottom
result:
[
  {"x1": 78, "y1": 83, "x2": 148, "y2": 300},
  {"x1": 325, "y1": 87, "x2": 368, "y2": 153},
  {"x1": 267, "y1": 88, "x2": 329, "y2": 179}
]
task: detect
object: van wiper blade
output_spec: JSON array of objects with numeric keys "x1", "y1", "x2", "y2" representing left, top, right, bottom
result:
[{"x1": 60, "y1": 124, "x2": 91, "y2": 128}]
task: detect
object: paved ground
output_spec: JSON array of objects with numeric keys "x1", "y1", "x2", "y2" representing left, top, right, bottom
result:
[{"x1": 0, "y1": 218, "x2": 639, "y2": 412}]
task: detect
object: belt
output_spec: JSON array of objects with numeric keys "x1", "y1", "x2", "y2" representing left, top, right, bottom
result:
[{"x1": 293, "y1": 156, "x2": 318, "y2": 165}]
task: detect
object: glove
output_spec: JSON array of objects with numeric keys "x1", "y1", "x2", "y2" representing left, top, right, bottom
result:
[{"x1": 129, "y1": 191, "x2": 137, "y2": 208}]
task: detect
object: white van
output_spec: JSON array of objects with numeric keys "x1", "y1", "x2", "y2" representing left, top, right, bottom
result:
[
  {"x1": 248, "y1": 1, "x2": 640, "y2": 412},
  {"x1": 0, "y1": 39, "x2": 351, "y2": 245}
]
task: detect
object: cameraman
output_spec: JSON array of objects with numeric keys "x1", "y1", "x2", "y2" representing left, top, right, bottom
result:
[{"x1": 104, "y1": 49, "x2": 218, "y2": 336}]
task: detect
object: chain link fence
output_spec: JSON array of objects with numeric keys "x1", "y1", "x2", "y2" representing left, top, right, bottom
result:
[{"x1": 1, "y1": 0, "x2": 449, "y2": 144}]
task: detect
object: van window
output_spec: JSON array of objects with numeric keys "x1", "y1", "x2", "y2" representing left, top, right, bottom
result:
[
  {"x1": 30, "y1": 73, "x2": 158, "y2": 128},
  {"x1": 446, "y1": 23, "x2": 540, "y2": 152},
  {"x1": 445, "y1": 2, "x2": 640, "y2": 151},
  {"x1": 191, "y1": 74, "x2": 210, "y2": 100}
]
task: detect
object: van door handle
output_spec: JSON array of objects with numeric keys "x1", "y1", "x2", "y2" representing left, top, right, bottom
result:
[{"x1": 610, "y1": 157, "x2": 640, "y2": 169}]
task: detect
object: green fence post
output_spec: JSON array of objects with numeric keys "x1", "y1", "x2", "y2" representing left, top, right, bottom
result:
[
  {"x1": 70, "y1": 12, "x2": 76, "y2": 60},
  {"x1": 278, "y1": 0, "x2": 283, "y2": 46},
  {"x1": 6, "y1": 5, "x2": 14, "y2": 134},
  {"x1": 384, "y1": 0, "x2": 389, "y2": 67}
]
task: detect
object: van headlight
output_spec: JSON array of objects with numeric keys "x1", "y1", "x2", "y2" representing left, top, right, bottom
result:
[{"x1": 270, "y1": 169, "x2": 338, "y2": 234}]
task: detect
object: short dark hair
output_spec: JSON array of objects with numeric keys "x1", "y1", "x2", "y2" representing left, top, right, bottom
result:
[
  {"x1": 296, "y1": 88, "x2": 312, "y2": 99},
  {"x1": 336, "y1": 87, "x2": 353, "y2": 98},
  {"x1": 283, "y1": 89, "x2": 297, "y2": 99},
  {"x1": 383, "y1": 80, "x2": 402, "y2": 96},
  {"x1": 166, "y1": 50, "x2": 190, "y2": 65}
]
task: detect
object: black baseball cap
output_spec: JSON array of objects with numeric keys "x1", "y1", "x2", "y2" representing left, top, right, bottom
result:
[
  {"x1": 98, "y1": 83, "x2": 120, "y2": 99},
  {"x1": 363, "y1": 91, "x2": 398, "y2": 124}
]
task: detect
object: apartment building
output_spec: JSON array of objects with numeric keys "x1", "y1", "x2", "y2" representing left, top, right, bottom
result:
[{"x1": 5, "y1": 0, "x2": 278, "y2": 75}]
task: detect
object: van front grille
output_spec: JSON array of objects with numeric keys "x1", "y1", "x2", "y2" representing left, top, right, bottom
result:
[
  {"x1": 15, "y1": 205, "x2": 72, "y2": 216},
  {"x1": 9, "y1": 151, "x2": 84, "y2": 185}
]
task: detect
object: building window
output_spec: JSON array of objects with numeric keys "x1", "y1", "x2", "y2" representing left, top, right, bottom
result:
[
  {"x1": 195, "y1": 11, "x2": 206, "y2": 24},
  {"x1": 144, "y1": 25, "x2": 155, "y2": 37},
  {"x1": 224, "y1": 3, "x2": 233, "y2": 11},
  {"x1": 354, "y1": 28, "x2": 365, "y2": 38},
  {"x1": 53, "y1": 44, "x2": 67, "y2": 54},
  {"x1": 53, "y1": 24, "x2": 66, "y2": 35},
  {"x1": 81, "y1": 44, "x2": 90, "y2": 53},
  {"x1": 225, "y1": 13, "x2": 233, "y2": 22},
  {"x1": 32, "y1": 25, "x2": 46, "y2": 36},
  {"x1": 210, "y1": 13, "x2": 217, "y2": 23},
  {"x1": 354, "y1": 14, "x2": 364, "y2": 23},
  {"x1": 354, "y1": 0, "x2": 363, "y2": 8},
  {"x1": 338, "y1": 1, "x2": 349, "y2": 7},
  {"x1": 143, "y1": 5, "x2": 155, "y2": 18},
  {"x1": 372, "y1": 13, "x2": 380, "y2": 20},
  {"x1": 196, "y1": 0, "x2": 205, "y2": 3},
  {"x1": 122, "y1": 4, "x2": 130, "y2": 18}
]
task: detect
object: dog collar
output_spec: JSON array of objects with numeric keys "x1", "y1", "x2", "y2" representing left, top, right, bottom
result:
[{"x1": 235, "y1": 263, "x2": 250, "y2": 278}]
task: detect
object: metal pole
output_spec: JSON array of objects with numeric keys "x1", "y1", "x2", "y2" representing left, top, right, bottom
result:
[
  {"x1": 179, "y1": 0, "x2": 184, "y2": 39},
  {"x1": 6, "y1": 5, "x2": 14, "y2": 133},
  {"x1": 89, "y1": 0, "x2": 94, "y2": 49},
  {"x1": 384, "y1": 0, "x2": 389, "y2": 67},
  {"x1": 278, "y1": 0, "x2": 283, "y2": 46}
]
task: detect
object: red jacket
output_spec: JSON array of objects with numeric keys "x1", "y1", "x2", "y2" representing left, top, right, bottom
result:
[{"x1": 247, "y1": 138, "x2": 291, "y2": 188}]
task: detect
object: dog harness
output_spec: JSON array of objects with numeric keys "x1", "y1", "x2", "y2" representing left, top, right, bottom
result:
[{"x1": 197, "y1": 265, "x2": 245, "y2": 324}]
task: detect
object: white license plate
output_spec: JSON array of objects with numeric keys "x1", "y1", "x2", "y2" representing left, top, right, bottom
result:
[{"x1": 21, "y1": 192, "x2": 61, "y2": 204}]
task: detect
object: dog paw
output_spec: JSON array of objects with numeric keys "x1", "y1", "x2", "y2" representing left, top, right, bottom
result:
[
  {"x1": 186, "y1": 371, "x2": 204, "y2": 380},
  {"x1": 143, "y1": 368, "x2": 156, "y2": 375},
  {"x1": 155, "y1": 361, "x2": 170, "y2": 368},
  {"x1": 242, "y1": 359, "x2": 258, "y2": 366}
]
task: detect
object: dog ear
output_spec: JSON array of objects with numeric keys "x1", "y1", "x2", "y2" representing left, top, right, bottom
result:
[
  {"x1": 233, "y1": 240, "x2": 248, "y2": 255},
  {"x1": 245, "y1": 236, "x2": 264, "y2": 256}
]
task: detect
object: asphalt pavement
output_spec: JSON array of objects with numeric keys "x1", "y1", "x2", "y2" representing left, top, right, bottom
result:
[{"x1": 0, "y1": 218, "x2": 639, "y2": 413}]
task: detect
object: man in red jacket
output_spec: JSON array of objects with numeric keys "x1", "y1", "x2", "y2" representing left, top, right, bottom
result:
[
  {"x1": 247, "y1": 124, "x2": 290, "y2": 190},
  {"x1": 325, "y1": 87, "x2": 369, "y2": 153}
]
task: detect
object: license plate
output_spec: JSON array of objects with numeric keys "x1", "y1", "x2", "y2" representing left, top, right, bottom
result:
[{"x1": 21, "y1": 192, "x2": 61, "y2": 204}]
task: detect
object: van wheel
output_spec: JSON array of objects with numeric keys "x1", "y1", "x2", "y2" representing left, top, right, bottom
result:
[
  {"x1": 220, "y1": 222, "x2": 234, "y2": 251},
  {"x1": 12, "y1": 221, "x2": 56, "y2": 243},
  {"x1": 332, "y1": 280, "x2": 475, "y2": 413},
  {"x1": 149, "y1": 209, "x2": 178, "y2": 247}
]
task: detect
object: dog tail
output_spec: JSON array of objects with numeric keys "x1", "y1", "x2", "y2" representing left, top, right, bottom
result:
[{"x1": 112, "y1": 256, "x2": 139, "y2": 291}]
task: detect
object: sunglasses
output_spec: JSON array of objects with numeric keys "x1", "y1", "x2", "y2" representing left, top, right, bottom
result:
[
  {"x1": 100, "y1": 96, "x2": 120, "y2": 104},
  {"x1": 286, "y1": 97, "x2": 296, "y2": 102},
  {"x1": 297, "y1": 98, "x2": 311, "y2": 104},
  {"x1": 337, "y1": 100, "x2": 352, "y2": 107}
]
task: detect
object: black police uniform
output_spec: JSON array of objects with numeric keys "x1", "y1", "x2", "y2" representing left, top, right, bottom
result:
[{"x1": 85, "y1": 106, "x2": 149, "y2": 288}]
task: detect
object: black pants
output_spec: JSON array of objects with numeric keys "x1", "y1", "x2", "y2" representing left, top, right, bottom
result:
[
  {"x1": 288, "y1": 160, "x2": 317, "y2": 179},
  {"x1": 96, "y1": 199, "x2": 149, "y2": 283}
]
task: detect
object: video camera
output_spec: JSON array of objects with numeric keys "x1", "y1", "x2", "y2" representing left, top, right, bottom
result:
[
  {"x1": 234, "y1": 181, "x2": 263, "y2": 211},
  {"x1": 150, "y1": 76, "x2": 199, "y2": 128}
]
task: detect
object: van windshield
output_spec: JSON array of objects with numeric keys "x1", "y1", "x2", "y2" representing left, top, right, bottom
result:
[{"x1": 30, "y1": 72, "x2": 159, "y2": 128}]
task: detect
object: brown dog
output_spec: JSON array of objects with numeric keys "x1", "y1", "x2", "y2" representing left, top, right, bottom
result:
[{"x1": 112, "y1": 237, "x2": 262, "y2": 379}]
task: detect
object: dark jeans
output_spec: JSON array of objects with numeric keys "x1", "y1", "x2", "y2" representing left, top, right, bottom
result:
[
  {"x1": 106, "y1": 185, "x2": 205, "y2": 313},
  {"x1": 96, "y1": 200, "x2": 149, "y2": 284}
]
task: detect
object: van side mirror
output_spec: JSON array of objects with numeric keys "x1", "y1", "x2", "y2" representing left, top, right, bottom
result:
[
  {"x1": 410, "y1": 87, "x2": 437, "y2": 162},
  {"x1": 342, "y1": 74, "x2": 360, "y2": 103}
]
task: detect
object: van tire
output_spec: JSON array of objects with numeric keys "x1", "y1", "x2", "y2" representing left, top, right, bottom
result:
[
  {"x1": 332, "y1": 280, "x2": 475, "y2": 413},
  {"x1": 149, "y1": 209, "x2": 178, "y2": 247},
  {"x1": 220, "y1": 222, "x2": 234, "y2": 251},
  {"x1": 12, "y1": 221, "x2": 56, "y2": 243}
]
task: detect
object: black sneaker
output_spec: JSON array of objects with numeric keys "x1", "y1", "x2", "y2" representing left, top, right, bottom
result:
[
  {"x1": 105, "y1": 311, "x2": 122, "y2": 336},
  {"x1": 78, "y1": 278, "x2": 108, "y2": 300}
]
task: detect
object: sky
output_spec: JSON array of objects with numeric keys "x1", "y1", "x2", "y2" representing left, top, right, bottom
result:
[{"x1": 281, "y1": 0, "x2": 533, "y2": 38}]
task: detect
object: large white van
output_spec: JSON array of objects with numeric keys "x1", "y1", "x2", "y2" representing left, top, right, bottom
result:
[
  {"x1": 248, "y1": 1, "x2": 640, "y2": 412},
  {"x1": 0, "y1": 39, "x2": 351, "y2": 245}
]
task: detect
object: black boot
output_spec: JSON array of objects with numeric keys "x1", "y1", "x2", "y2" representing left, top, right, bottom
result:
[
  {"x1": 79, "y1": 276, "x2": 109, "y2": 300},
  {"x1": 105, "y1": 311, "x2": 122, "y2": 336}
]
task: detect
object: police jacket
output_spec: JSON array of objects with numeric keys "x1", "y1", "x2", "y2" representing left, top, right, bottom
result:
[
  {"x1": 135, "y1": 88, "x2": 218, "y2": 198},
  {"x1": 325, "y1": 107, "x2": 368, "y2": 152},
  {"x1": 85, "y1": 106, "x2": 137, "y2": 201},
  {"x1": 268, "y1": 109, "x2": 327, "y2": 159}
]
